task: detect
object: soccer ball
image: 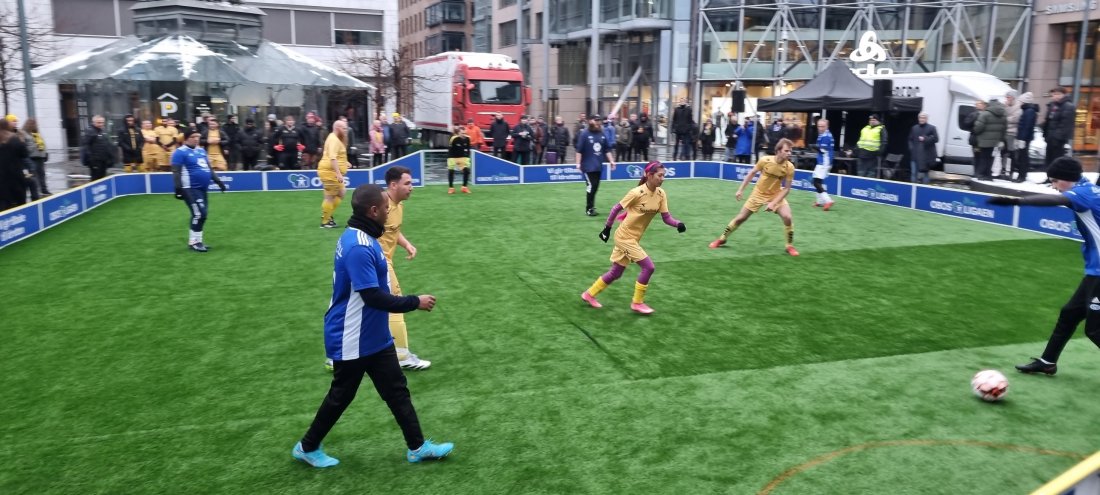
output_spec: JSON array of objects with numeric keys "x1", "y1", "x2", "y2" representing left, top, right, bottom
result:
[{"x1": 971, "y1": 369, "x2": 1008, "y2": 402}]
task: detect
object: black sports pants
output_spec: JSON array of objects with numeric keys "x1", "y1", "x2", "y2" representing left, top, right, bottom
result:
[
  {"x1": 300, "y1": 344, "x2": 424, "y2": 452},
  {"x1": 584, "y1": 171, "x2": 601, "y2": 211},
  {"x1": 1042, "y1": 275, "x2": 1100, "y2": 363}
]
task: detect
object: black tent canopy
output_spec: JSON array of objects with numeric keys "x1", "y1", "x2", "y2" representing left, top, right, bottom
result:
[{"x1": 758, "y1": 62, "x2": 922, "y2": 112}]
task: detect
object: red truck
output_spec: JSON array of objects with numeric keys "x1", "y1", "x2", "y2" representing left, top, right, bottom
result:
[{"x1": 413, "y1": 52, "x2": 531, "y2": 150}]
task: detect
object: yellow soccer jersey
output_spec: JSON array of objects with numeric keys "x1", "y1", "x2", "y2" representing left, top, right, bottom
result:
[
  {"x1": 154, "y1": 125, "x2": 179, "y2": 148},
  {"x1": 750, "y1": 156, "x2": 795, "y2": 199},
  {"x1": 319, "y1": 133, "x2": 349, "y2": 177},
  {"x1": 380, "y1": 196, "x2": 403, "y2": 259},
  {"x1": 614, "y1": 185, "x2": 668, "y2": 243}
]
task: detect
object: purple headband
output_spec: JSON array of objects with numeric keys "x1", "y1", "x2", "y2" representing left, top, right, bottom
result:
[{"x1": 645, "y1": 161, "x2": 662, "y2": 174}]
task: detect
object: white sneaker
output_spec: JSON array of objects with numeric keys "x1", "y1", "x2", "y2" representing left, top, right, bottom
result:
[
  {"x1": 324, "y1": 358, "x2": 334, "y2": 372},
  {"x1": 399, "y1": 353, "x2": 431, "y2": 370}
]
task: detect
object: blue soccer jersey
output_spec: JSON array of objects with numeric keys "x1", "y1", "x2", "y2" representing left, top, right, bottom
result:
[
  {"x1": 171, "y1": 145, "x2": 213, "y2": 189},
  {"x1": 817, "y1": 130, "x2": 834, "y2": 166},
  {"x1": 576, "y1": 130, "x2": 610, "y2": 173},
  {"x1": 322, "y1": 228, "x2": 393, "y2": 361},
  {"x1": 1063, "y1": 177, "x2": 1100, "y2": 276}
]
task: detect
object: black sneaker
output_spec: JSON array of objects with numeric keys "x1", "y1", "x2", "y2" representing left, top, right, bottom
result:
[
  {"x1": 189, "y1": 242, "x2": 209, "y2": 253},
  {"x1": 586, "y1": 208, "x2": 598, "y2": 217},
  {"x1": 321, "y1": 220, "x2": 338, "y2": 229},
  {"x1": 1015, "y1": 358, "x2": 1057, "y2": 375}
]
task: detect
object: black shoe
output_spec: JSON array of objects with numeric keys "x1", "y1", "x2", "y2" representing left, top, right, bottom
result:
[
  {"x1": 320, "y1": 220, "x2": 338, "y2": 229},
  {"x1": 586, "y1": 208, "x2": 598, "y2": 217},
  {"x1": 189, "y1": 242, "x2": 209, "y2": 253},
  {"x1": 1015, "y1": 358, "x2": 1057, "y2": 375}
]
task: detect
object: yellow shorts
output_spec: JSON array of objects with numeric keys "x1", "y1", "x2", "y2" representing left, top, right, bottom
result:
[
  {"x1": 447, "y1": 157, "x2": 470, "y2": 170},
  {"x1": 141, "y1": 153, "x2": 161, "y2": 172},
  {"x1": 320, "y1": 177, "x2": 345, "y2": 195},
  {"x1": 208, "y1": 153, "x2": 227, "y2": 171},
  {"x1": 744, "y1": 195, "x2": 788, "y2": 213},
  {"x1": 387, "y1": 259, "x2": 406, "y2": 325},
  {"x1": 610, "y1": 238, "x2": 648, "y2": 266}
]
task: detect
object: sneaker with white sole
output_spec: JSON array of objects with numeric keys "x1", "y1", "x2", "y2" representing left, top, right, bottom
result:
[
  {"x1": 399, "y1": 353, "x2": 432, "y2": 370},
  {"x1": 407, "y1": 439, "x2": 453, "y2": 463},
  {"x1": 292, "y1": 441, "x2": 339, "y2": 468},
  {"x1": 324, "y1": 358, "x2": 334, "y2": 372}
]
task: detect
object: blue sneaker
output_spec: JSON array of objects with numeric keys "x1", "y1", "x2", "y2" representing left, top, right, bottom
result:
[
  {"x1": 406, "y1": 439, "x2": 453, "y2": 463},
  {"x1": 292, "y1": 441, "x2": 339, "y2": 468}
]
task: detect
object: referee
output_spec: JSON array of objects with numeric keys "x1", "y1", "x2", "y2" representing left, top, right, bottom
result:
[
  {"x1": 293, "y1": 184, "x2": 454, "y2": 468},
  {"x1": 171, "y1": 131, "x2": 225, "y2": 252},
  {"x1": 989, "y1": 157, "x2": 1100, "y2": 375}
]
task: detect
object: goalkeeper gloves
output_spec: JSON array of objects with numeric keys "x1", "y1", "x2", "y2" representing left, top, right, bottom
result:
[
  {"x1": 274, "y1": 144, "x2": 285, "y2": 152},
  {"x1": 599, "y1": 226, "x2": 611, "y2": 243},
  {"x1": 676, "y1": 222, "x2": 686, "y2": 233},
  {"x1": 987, "y1": 196, "x2": 1019, "y2": 206},
  {"x1": 296, "y1": 144, "x2": 306, "y2": 152}
]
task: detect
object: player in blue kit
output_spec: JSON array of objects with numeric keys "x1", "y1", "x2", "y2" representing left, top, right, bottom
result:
[
  {"x1": 811, "y1": 118, "x2": 835, "y2": 211},
  {"x1": 988, "y1": 157, "x2": 1100, "y2": 375},
  {"x1": 292, "y1": 184, "x2": 453, "y2": 468},
  {"x1": 172, "y1": 131, "x2": 225, "y2": 252}
]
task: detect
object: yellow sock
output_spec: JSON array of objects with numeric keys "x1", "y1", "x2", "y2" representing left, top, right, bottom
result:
[
  {"x1": 784, "y1": 223, "x2": 794, "y2": 247},
  {"x1": 587, "y1": 278, "x2": 609, "y2": 297},
  {"x1": 332, "y1": 195, "x2": 343, "y2": 211},
  {"x1": 632, "y1": 282, "x2": 648, "y2": 304},
  {"x1": 720, "y1": 220, "x2": 739, "y2": 241},
  {"x1": 389, "y1": 313, "x2": 409, "y2": 354},
  {"x1": 321, "y1": 198, "x2": 334, "y2": 223}
]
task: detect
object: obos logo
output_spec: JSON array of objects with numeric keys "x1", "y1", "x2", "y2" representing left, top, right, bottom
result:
[
  {"x1": 49, "y1": 200, "x2": 79, "y2": 222},
  {"x1": 1039, "y1": 218, "x2": 1078, "y2": 235},
  {"x1": 288, "y1": 174, "x2": 348, "y2": 189},
  {"x1": 851, "y1": 185, "x2": 899, "y2": 203},
  {"x1": 929, "y1": 197, "x2": 995, "y2": 218}
]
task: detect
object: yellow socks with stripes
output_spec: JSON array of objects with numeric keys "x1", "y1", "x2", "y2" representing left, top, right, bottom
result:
[
  {"x1": 720, "y1": 220, "x2": 740, "y2": 241},
  {"x1": 784, "y1": 223, "x2": 794, "y2": 246},
  {"x1": 632, "y1": 282, "x2": 648, "y2": 304},
  {"x1": 587, "y1": 278, "x2": 609, "y2": 297}
]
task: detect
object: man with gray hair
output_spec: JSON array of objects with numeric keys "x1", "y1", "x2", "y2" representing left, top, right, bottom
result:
[
  {"x1": 908, "y1": 112, "x2": 939, "y2": 184},
  {"x1": 1002, "y1": 90, "x2": 1022, "y2": 179}
]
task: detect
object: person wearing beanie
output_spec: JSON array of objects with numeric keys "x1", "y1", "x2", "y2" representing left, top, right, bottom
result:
[
  {"x1": 1002, "y1": 90, "x2": 1023, "y2": 180},
  {"x1": 988, "y1": 157, "x2": 1100, "y2": 375},
  {"x1": 1014, "y1": 92, "x2": 1040, "y2": 182},
  {"x1": 1042, "y1": 87, "x2": 1075, "y2": 169}
]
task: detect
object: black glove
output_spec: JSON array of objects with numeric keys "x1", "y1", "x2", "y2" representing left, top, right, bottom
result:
[
  {"x1": 217, "y1": 182, "x2": 227, "y2": 192},
  {"x1": 676, "y1": 222, "x2": 686, "y2": 233},
  {"x1": 174, "y1": 187, "x2": 186, "y2": 201},
  {"x1": 599, "y1": 226, "x2": 611, "y2": 243},
  {"x1": 987, "y1": 196, "x2": 1018, "y2": 206}
]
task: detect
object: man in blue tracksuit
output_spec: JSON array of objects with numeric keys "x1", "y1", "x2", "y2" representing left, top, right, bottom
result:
[
  {"x1": 576, "y1": 115, "x2": 617, "y2": 217},
  {"x1": 989, "y1": 157, "x2": 1100, "y2": 376},
  {"x1": 172, "y1": 131, "x2": 225, "y2": 252}
]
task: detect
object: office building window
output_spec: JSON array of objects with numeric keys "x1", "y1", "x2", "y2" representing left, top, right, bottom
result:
[
  {"x1": 336, "y1": 30, "x2": 383, "y2": 47},
  {"x1": 499, "y1": 20, "x2": 517, "y2": 47},
  {"x1": 500, "y1": 0, "x2": 517, "y2": 7}
]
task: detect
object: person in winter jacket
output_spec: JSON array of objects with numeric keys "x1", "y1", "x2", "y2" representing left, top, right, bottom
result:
[
  {"x1": 699, "y1": 119, "x2": 717, "y2": 160},
  {"x1": 972, "y1": 99, "x2": 1008, "y2": 180},
  {"x1": 671, "y1": 98, "x2": 692, "y2": 158},
  {"x1": 237, "y1": 119, "x2": 265, "y2": 170},
  {"x1": 631, "y1": 113, "x2": 654, "y2": 162},
  {"x1": 84, "y1": 115, "x2": 115, "y2": 180},
  {"x1": 369, "y1": 120, "x2": 387, "y2": 167},
  {"x1": 734, "y1": 119, "x2": 755, "y2": 163},
  {"x1": 389, "y1": 113, "x2": 410, "y2": 159},
  {"x1": 271, "y1": 116, "x2": 307, "y2": 170},
  {"x1": 0, "y1": 119, "x2": 29, "y2": 210},
  {"x1": 489, "y1": 113, "x2": 511, "y2": 159},
  {"x1": 855, "y1": 114, "x2": 887, "y2": 177},
  {"x1": 1014, "y1": 92, "x2": 1040, "y2": 182},
  {"x1": 724, "y1": 115, "x2": 739, "y2": 162},
  {"x1": 511, "y1": 116, "x2": 535, "y2": 165},
  {"x1": 548, "y1": 116, "x2": 570, "y2": 162},
  {"x1": 615, "y1": 119, "x2": 632, "y2": 161},
  {"x1": 602, "y1": 118, "x2": 617, "y2": 160},
  {"x1": 117, "y1": 114, "x2": 143, "y2": 173},
  {"x1": 1042, "y1": 87, "x2": 1075, "y2": 169},
  {"x1": 1002, "y1": 91, "x2": 1022, "y2": 179},
  {"x1": 765, "y1": 117, "x2": 785, "y2": 155},
  {"x1": 907, "y1": 113, "x2": 939, "y2": 184}
]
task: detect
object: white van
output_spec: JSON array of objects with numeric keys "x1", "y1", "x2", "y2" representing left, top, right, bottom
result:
[{"x1": 861, "y1": 71, "x2": 1015, "y2": 175}]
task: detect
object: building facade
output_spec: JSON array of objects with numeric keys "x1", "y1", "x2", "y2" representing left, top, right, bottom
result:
[
  {"x1": 9, "y1": 0, "x2": 396, "y2": 152},
  {"x1": 1029, "y1": 0, "x2": 1100, "y2": 153}
]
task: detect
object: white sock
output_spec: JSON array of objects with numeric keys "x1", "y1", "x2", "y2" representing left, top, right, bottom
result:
[
  {"x1": 188, "y1": 231, "x2": 199, "y2": 244},
  {"x1": 814, "y1": 192, "x2": 823, "y2": 203},
  {"x1": 197, "y1": 231, "x2": 204, "y2": 244},
  {"x1": 822, "y1": 192, "x2": 832, "y2": 203},
  {"x1": 397, "y1": 347, "x2": 409, "y2": 360},
  {"x1": 1039, "y1": 358, "x2": 1054, "y2": 365}
]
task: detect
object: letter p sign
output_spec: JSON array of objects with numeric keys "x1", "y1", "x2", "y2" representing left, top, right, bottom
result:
[{"x1": 160, "y1": 101, "x2": 178, "y2": 117}]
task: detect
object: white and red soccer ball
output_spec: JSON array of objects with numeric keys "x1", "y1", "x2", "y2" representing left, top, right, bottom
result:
[{"x1": 971, "y1": 369, "x2": 1009, "y2": 402}]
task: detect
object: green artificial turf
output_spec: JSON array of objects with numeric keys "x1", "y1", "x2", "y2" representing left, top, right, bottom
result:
[{"x1": 1, "y1": 180, "x2": 1098, "y2": 494}]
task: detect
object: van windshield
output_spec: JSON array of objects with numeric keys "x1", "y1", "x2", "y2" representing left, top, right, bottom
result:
[{"x1": 469, "y1": 80, "x2": 522, "y2": 104}]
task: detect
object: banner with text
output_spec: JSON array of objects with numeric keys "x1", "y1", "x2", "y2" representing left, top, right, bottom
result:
[
  {"x1": 791, "y1": 170, "x2": 839, "y2": 195},
  {"x1": 840, "y1": 176, "x2": 914, "y2": 208},
  {"x1": 472, "y1": 152, "x2": 521, "y2": 185},
  {"x1": 41, "y1": 188, "x2": 85, "y2": 228},
  {"x1": 1018, "y1": 203, "x2": 1083, "y2": 240},
  {"x1": 370, "y1": 152, "x2": 424, "y2": 186},
  {"x1": 914, "y1": 187, "x2": 1014, "y2": 226},
  {"x1": 607, "y1": 161, "x2": 690, "y2": 181},
  {"x1": 82, "y1": 179, "x2": 114, "y2": 210},
  {"x1": 0, "y1": 203, "x2": 40, "y2": 248},
  {"x1": 523, "y1": 165, "x2": 586, "y2": 183}
]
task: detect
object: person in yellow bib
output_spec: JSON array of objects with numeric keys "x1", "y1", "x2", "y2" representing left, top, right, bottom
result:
[
  {"x1": 319, "y1": 119, "x2": 350, "y2": 228},
  {"x1": 581, "y1": 161, "x2": 686, "y2": 315},
  {"x1": 447, "y1": 125, "x2": 471, "y2": 194},
  {"x1": 154, "y1": 118, "x2": 180, "y2": 172},
  {"x1": 709, "y1": 138, "x2": 800, "y2": 256}
]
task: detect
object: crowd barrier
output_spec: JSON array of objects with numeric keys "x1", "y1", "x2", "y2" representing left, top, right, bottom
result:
[{"x1": 0, "y1": 150, "x2": 1082, "y2": 249}]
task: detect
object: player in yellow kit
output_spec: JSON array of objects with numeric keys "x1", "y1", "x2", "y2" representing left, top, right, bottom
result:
[
  {"x1": 581, "y1": 161, "x2": 686, "y2": 315},
  {"x1": 140, "y1": 120, "x2": 160, "y2": 171},
  {"x1": 154, "y1": 118, "x2": 180, "y2": 171},
  {"x1": 709, "y1": 138, "x2": 800, "y2": 256},
  {"x1": 318, "y1": 120, "x2": 349, "y2": 228},
  {"x1": 380, "y1": 165, "x2": 431, "y2": 369}
]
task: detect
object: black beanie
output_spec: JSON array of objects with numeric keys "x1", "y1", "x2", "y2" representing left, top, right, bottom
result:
[{"x1": 1047, "y1": 157, "x2": 1082, "y2": 182}]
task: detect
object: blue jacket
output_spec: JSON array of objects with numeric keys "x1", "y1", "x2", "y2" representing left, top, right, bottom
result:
[
  {"x1": 602, "y1": 123, "x2": 616, "y2": 148},
  {"x1": 1017, "y1": 103, "x2": 1039, "y2": 142},
  {"x1": 734, "y1": 123, "x2": 755, "y2": 155}
]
